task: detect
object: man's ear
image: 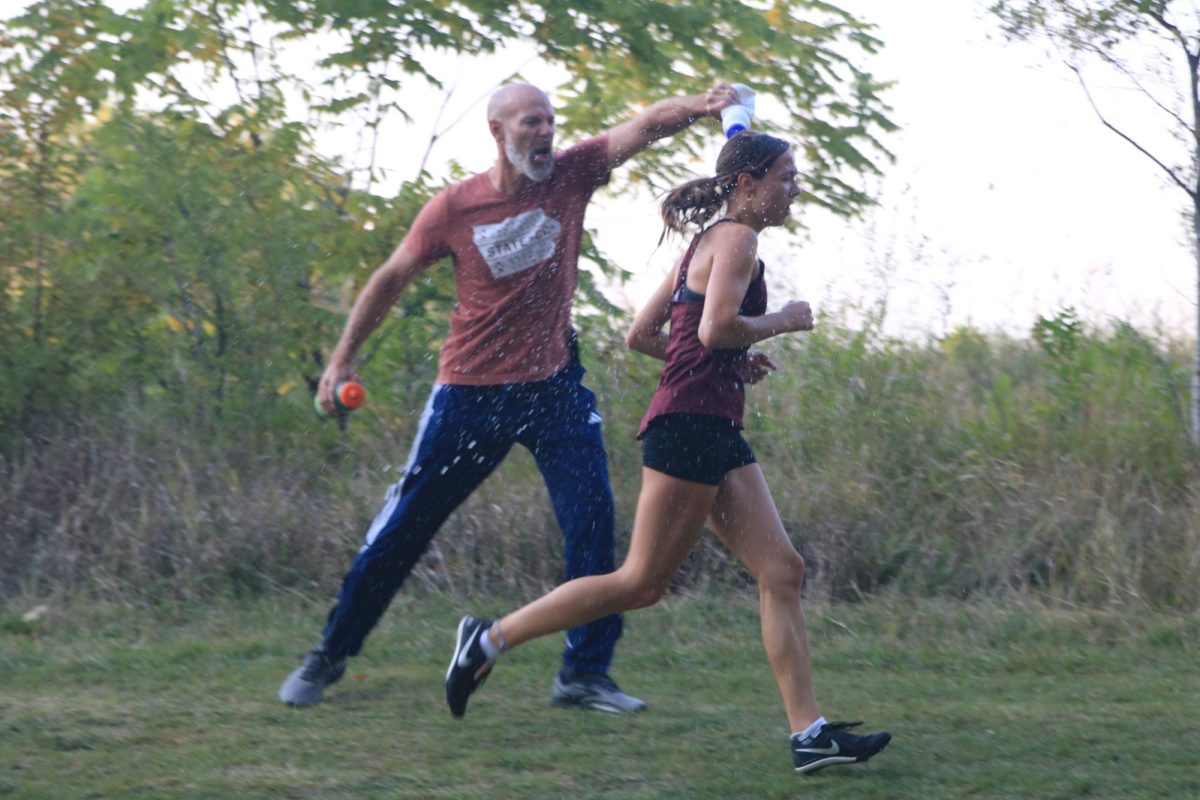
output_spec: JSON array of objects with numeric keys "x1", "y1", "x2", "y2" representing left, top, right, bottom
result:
[{"x1": 488, "y1": 119, "x2": 504, "y2": 147}]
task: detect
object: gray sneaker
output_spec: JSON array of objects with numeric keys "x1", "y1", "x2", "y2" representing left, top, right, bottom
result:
[
  {"x1": 279, "y1": 647, "x2": 347, "y2": 707},
  {"x1": 551, "y1": 667, "x2": 647, "y2": 713}
]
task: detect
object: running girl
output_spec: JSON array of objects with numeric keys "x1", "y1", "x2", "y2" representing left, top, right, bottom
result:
[{"x1": 446, "y1": 132, "x2": 891, "y2": 774}]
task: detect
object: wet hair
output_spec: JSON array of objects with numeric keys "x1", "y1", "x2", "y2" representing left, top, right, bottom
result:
[{"x1": 659, "y1": 132, "x2": 791, "y2": 241}]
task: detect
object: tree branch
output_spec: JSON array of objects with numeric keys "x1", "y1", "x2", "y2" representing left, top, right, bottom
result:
[
  {"x1": 363, "y1": 64, "x2": 391, "y2": 197},
  {"x1": 213, "y1": 12, "x2": 248, "y2": 109},
  {"x1": 414, "y1": 57, "x2": 537, "y2": 180},
  {"x1": 414, "y1": 74, "x2": 460, "y2": 180},
  {"x1": 1067, "y1": 62, "x2": 1195, "y2": 199},
  {"x1": 1078, "y1": 41, "x2": 1190, "y2": 132},
  {"x1": 1146, "y1": 8, "x2": 1188, "y2": 50}
]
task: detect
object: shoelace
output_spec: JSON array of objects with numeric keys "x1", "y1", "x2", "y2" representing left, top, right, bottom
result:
[
  {"x1": 598, "y1": 676, "x2": 621, "y2": 692},
  {"x1": 299, "y1": 648, "x2": 340, "y2": 680},
  {"x1": 565, "y1": 671, "x2": 622, "y2": 692},
  {"x1": 823, "y1": 721, "x2": 864, "y2": 732},
  {"x1": 794, "y1": 721, "x2": 865, "y2": 745}
]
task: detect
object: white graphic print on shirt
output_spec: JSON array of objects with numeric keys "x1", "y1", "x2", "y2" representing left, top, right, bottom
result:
[{"x1": 472, "y1": 208, "x2": 562, "y2": 279}]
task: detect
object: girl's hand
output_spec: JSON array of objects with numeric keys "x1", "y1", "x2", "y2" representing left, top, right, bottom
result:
[
  {"x1": 744, "y1": 349, "x2": 777, "y2": 384},
  {"x1": 776, "y1": 300, "x2": 814, "y2": 333}
]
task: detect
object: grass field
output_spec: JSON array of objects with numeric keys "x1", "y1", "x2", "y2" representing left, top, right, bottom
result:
[{"x1": 2, "y1": 592, "x2": 1197, "y2": 799}]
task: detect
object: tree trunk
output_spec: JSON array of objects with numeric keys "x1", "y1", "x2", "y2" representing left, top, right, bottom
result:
[
  {"x1": 1193, "y1": 200, "x2": 1200, "y2": 445},
  {"x1": 1190, "y1": 49, "x2": 1200, "y2": 446}
]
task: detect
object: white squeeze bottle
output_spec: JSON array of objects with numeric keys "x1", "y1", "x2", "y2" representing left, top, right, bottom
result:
[{"x1": 721, "y1": 83, "x2": 756, "y2": 137}]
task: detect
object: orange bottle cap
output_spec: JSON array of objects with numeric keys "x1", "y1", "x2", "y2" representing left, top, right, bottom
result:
[{"x1": 337, "y1": 382, "x2": 365, "y2": 409}]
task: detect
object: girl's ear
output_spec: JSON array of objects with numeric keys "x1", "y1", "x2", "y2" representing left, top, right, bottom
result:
[{"x1": 735, "y1": 171, "x2": 756, "y2": 197}]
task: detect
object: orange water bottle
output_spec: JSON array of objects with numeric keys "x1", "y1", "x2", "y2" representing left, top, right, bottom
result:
[{"x1": 315, "y1": 380, "x2": 366, "y2": 417}]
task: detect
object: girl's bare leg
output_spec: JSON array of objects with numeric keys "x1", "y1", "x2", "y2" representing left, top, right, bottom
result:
[
  {"x1": 707, "y1": 463, "x2": 820, "y2": 732},
  {"x1": 496, "y1": 468, "x2": 718, "y2": 648}
]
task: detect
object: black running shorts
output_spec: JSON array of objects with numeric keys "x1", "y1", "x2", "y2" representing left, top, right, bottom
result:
[{"x1": 640, "y1": 413, "x2": 757, "y2": 486}]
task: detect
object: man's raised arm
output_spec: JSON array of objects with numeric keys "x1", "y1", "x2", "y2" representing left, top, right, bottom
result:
[{"x1": 604, "y1": 82, "x2": 740, "y2": 169}]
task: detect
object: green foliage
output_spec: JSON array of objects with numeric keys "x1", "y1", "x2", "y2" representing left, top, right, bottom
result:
[
  {"x1": 2, "y1": 0, "x2": 896, "y2": 214},
  {"x1": 735, "y1": 312, "x2": 1198, "y2": 607},
  {"x1": 3, "y1": 1, "x2": 1196, "y2": 614},
  {"x1": 990, "y1": 0, "x2": 1173, "y2": 50},
  {"x1": 0, "y1": 103, "x2": 438, "y2": 446},
  {"x1": 1033, "y1": 306, "x2": 1087, "y2": 422},
  {"x1": 0, "y1": 0, "x2": 894, "y2": 444},
  {"x1": 3, "y1": 314, "x2": 1197, "y2": 610}
]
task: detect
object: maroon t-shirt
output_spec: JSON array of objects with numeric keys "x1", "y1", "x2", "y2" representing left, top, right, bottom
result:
[
  {"x1": 402, "y1": 136, "x2": 611, "y2": 385},
  {"x1": 639, "y1": 221, "x2": 768, "y2": 435}
]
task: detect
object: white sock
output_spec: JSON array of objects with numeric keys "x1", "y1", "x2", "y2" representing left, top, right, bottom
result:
[
  {"x1": 480, "y1": 628, "x2": 503, "y2": 661},
  {"x1": 793, "y1": 716, "x2": 828, "y2": 742}
]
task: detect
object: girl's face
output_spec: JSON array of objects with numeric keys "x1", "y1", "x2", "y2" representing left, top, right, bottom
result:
[{"x1": 747, "y1": 149, "x2": 800, "y2": 227}]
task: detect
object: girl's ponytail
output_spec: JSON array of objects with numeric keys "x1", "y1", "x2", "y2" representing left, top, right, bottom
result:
[
  {"x1": 659, "y1": 175, "x2": 736, "y2": 241},
  {"x1": 657, "y1": 132, "x2": 791, "y2": 242}
]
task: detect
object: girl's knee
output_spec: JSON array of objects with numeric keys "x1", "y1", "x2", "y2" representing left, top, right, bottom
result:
[
  {"x1": 631, "y1": 582, "x2": 669, "y2": 609},
  {"x1": 760, "y1": 551, "x2": 805, "y2": 594},
  {"x1": 614, "y1": 569, "x2": 669, "y2": 610}
]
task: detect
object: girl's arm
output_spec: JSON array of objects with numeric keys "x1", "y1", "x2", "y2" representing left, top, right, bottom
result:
[
  {"x1": 626, "y1": 261, "x2": 680, "y2": 360},
  {"x1": 699, "y1": 224, "x2": 813, "y2": 349}
]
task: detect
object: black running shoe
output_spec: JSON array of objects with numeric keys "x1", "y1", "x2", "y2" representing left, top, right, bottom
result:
[
  {"x1": 445, "y1": 615, "x2": 495, "y2": 718},
  {"x1": 551, "y1": 667, "x2": 647, "y2": 713},
  {"x1": 279, "y1": 646, "x2": 347, "y2": 707},
  {"x1": 791, "y1": 720, "x2": 891, "y2": 774}
]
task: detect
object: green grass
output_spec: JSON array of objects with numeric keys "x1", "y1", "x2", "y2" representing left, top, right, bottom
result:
[{"x1": 2, "y1": 593, "x2": 1198, "y2": 799}]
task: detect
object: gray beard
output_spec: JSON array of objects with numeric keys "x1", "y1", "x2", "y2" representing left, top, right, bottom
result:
[{"x1": 505, "y1": 137, "x2": 554, "y2": 183}]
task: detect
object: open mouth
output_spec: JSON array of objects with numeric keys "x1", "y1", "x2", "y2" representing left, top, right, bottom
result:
[{"x1": 531, "y1": 143, "x2": 553, "y2": 163}]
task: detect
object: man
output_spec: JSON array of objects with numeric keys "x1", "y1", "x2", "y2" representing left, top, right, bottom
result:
[{"x1": 280, "y1": 81, "x2": 738, "y2": 712}]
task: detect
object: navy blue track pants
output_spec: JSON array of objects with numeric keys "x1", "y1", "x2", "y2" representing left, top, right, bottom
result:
[{"x1": 321, "y1": 358, "x2": 622, "y2": 674}]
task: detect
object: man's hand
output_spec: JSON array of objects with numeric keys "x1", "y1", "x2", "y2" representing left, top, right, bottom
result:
[
  {"x1": 703, "y1": 82, "x2": 741, "y2": 119},
  {"x1": 317, "y1": 363, "x2": 360, "y2": 416}
]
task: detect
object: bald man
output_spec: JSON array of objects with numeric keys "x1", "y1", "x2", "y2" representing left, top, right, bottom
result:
[{"x1": 281, "y1": 81, "x2": 739, "y2": 712}]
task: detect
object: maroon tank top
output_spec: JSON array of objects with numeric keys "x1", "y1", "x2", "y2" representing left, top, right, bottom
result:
[{"x1": 637, "y1": 220, "x2": 767, "y2": 436}]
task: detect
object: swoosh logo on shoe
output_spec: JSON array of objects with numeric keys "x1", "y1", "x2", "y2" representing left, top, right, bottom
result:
[
  {"x1": 457, "y1": 626, "x2": 481, "y2": 668},
  {"x1": 794, "y1": 741, "x2": 840, "y2": 756}
]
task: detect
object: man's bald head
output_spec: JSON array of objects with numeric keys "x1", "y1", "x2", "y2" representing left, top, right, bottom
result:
[
  {"x1": 487, "y1": 83, "x2": 556, "y2": 183},
  {"x1": 487, "y1": 83, "x2": 551, "y2": 124}
]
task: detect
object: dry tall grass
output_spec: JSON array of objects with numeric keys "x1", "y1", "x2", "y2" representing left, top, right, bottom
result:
[{"x1": 3, "y1": 316, "x2": 1197, "y2": 611}]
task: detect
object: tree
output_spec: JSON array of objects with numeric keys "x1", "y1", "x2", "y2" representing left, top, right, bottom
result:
[
  {"x1": 990, "y1": 0, "x2": 1200, "y2": 444},
  {"x1": 266, "y1": 0, "x2": 898, "y2": 214},
  {"x1": 0, "y1": 0, "x2": 444, "y2": 439},
  {"x1": 4, "y1": 0, "x2": 896, "y2": 212},
  {"x1": 0, "y1": 0, "x2": 897, "y2": 441}
]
